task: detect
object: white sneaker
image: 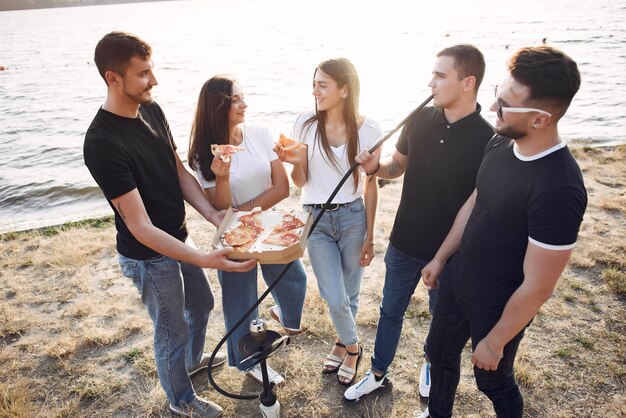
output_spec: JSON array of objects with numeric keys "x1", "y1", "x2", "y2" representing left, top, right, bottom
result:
[
  {"x1": 344, "y1": 370, "x2": 389, "y2": 402},
  {"x1": 419, "y1": 362, "x2": 431, "y2": 398},
  {"x1": 245, "y1": 363, "x2": 285, "y2": 387},
  {"x1": 412, "y1": 407, "x2": 430, "y2": 418}
]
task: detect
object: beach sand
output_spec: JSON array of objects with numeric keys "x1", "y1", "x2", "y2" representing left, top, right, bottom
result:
[{"x1": 1, "y1": 145, "x2": 624, "y2": 417}]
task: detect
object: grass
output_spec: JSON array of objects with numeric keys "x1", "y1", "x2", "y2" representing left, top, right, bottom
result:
[{"x1": 0, "y1": 145, "x2": 624, "y2": 417}]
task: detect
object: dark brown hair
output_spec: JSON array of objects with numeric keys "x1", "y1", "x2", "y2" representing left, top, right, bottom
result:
[
  {"x1": 508, "y1": 46, "x2": 581, "y2": 119},
  {"x1": 437, "y1": 44, "x2": 485, "y2": 93},
  {"x1": 94, "y1": 31, "x2": 152, "y2": 84},
  {"x1": 188, "y1": 74, "x2": 236, "y2": 182},
  {"x1": 301, "y1": 58, "x2": 361, "y2": 191}
]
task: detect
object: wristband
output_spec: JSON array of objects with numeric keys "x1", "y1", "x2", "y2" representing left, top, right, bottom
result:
[
  {"x1": 365, "y1": 162, "x2": 380, "y2": 176},
  {"x1": 485, "y1": 339, "x2": 504, "y2": 360}
]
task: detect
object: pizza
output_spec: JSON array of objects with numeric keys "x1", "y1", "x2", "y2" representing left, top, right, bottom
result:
[
  {"x1": 232, "y1": 239, "x2": 256, "y2": 253},
  {"x1": 272, "y1": 212, "x2": 305, "y2": 233},
  {"x1": 262, "y1": 230, "x2": 301, "y2": 247},
  {"x1": 238, "y1": 209, "x2": 264, "y2": 234},
  {"x1": 211, "y1": 144, "x2": 245, "y2": 162},
  {"x1": 276, "y1": 133, "x2": 305, "y2": 151},
  {"x1": 222, "y1": 223, "x2": 258, "y2": 247}
]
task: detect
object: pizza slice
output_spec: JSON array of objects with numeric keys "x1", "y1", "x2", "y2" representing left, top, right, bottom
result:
[
  {"x1": 238, "y1": 209, "x2": 264, "y2": 234},
  {"x1": 211, "y1": 144, "x2": 245, "y2": 162},
  {"x1": 276, "y1": 133, "x2": 305, "y2": 151},
  {"x1": 232, "y1": 239, "x2": 256, "y2": 253},
  {"x1": 272, "y1": 212, "x2": 305, "y2": 233},
  {"x1": 222, "y1": 223, "x2": 258, "y2": 247},
  {"x1": 262, "y1": 230, "x2": 301, "y2": 247}
]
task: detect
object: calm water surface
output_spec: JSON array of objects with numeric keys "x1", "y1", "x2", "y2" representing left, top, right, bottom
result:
[{"x1": 1, "y1": 0, "x2": 625, "y2": 232}]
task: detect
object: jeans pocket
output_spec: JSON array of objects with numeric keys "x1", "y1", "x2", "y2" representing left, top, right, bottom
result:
[
  {"x1": 347, "y1": 199, "x2": 365, "y2": 212},
  {"x1": 119, "y1": 259, "x2": 142, "y2": 294}
]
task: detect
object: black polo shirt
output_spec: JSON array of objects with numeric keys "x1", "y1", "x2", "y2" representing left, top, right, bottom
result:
[
  {"x1": 83, "y1": 103, "x2": 188, "y2": 260},
  {"x1": 389, "y1": 105, "x2": 494, "y2": 260}
]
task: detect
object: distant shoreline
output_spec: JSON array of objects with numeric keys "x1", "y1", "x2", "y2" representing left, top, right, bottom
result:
[{"x1": 0, "y1": 0, "x2": 176, "y2": 12}]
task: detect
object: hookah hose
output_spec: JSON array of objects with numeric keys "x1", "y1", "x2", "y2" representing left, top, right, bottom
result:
[{"x1": 207, "y1": 94, "x2": 434, "y2": 400}]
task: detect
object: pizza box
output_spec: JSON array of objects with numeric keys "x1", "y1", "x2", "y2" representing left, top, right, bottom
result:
[{"x1": 211, "y1": 207, "x2": 312, "y2": 264}]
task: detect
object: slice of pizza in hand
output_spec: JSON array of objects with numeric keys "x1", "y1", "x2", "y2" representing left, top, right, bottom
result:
[
  {"x1": 238, "y1": 209, "x2": 264, "y2": 234},
  {"x1": 272, "y1": 212, "x2": 305, "y2": 233},
  {"x1": 232, "y1": 239, "x2": 256, "y2": 253},
  {"x1": 211, "y1": 144, "x2": 245, "y2": 162},
  {"x1": 222, "y1": 223, "x2": 258, "y2": 247},
  {"x1": 262, "y1": 230, "x2": 300, "y2": 247},
  {"x1": 277, "y1": 133, "x2": 305, "y2": 151}
]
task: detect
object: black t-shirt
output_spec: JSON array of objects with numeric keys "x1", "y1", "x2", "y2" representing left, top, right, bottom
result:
[
  {"x1": 389, "y1": 105, "x2": 494, "y2": 260},
  {"x1": 454, "y1": 135, "x2": 587, "y2": 310},
  {"x1": 83, "y1": 103, "x2": 188, "y2": 260}
]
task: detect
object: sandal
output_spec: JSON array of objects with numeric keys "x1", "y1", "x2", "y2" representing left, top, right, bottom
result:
[
  {"x1": 337, "y1": 345, "x2": 363, "y2": 386},
  {"x1": 322, "y1": 342, "x2": 346, "y2": 375},
  {"x1": 269, "y1": 305, "x2": 304, "y2": 336}
]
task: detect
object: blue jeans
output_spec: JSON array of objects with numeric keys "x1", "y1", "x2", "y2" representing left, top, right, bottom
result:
[
  {"x1": 305, "y1": 198, "x2": 367, "y2": 346},
  {"x1": 426, "y1": 258, "x2": 525, "y2": 418},
  {"x1": 118, "y1": 240, "x2": 214, "y2": 406},
  {"x1": 371, "y1": 244, "x2": 439, "y2": 375},
  {"x1": 218, "y1": 260, "x2": 307, "y2": 371}
]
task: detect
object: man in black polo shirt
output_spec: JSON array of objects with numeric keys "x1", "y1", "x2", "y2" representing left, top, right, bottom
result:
[
  {"x1": 83, "y1": 32, "x2": 255, "y2": 418},
  {"x1": 344, "y1": 44, "x2": 494, "y2": 402},
  {"x1": 415, "y1": 46, "x2": 587, "y2": 418}
]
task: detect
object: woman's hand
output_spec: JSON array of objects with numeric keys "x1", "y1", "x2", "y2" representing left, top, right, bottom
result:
[
  {"x1": 359, "y1": 241, "x2": 375, "y2": 267},
  {"x1": 210, "y1": 154, "x2": 231, "y2": 178},
  {"x1": 274, "y1": 143, "x2": 307, "y2": 166}
]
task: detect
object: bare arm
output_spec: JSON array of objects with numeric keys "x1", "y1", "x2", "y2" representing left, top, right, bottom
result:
[
  {"x1": 236, "y1": 159, "x2": 290, "y2": 210},
  {"x1": 355, "y1": 148, "x2": 408, "y2": 180},
  {"x1": 174, "y1": 151, "x2": 222, "y2": 226},
  {"x1": 111, "y1": 188, "x2": 255, "y2": 271},
  {"x1": 471, "y1": 243, "x2": 573, "y2": 370},
  {"x1": 422, "y1": 188, "x2": 477, "y2": 288},
  {"x1": 360, "y1": 173, "x2": 379, "y2": 267}
]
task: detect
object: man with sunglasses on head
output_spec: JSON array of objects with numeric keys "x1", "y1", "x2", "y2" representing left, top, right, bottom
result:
[
  {"x1": 415, "y1": 46, "x2": 587, "y2": 418},
  {"x1": 345, "y1": 44, "x2": 494, "y2": 402},
  {"x1": 84, "y1": 32, "x2": 256, "y2": 418}
]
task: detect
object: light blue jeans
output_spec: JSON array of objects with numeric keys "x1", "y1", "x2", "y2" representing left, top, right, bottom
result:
[
  {"x1": 118, "y1": 240, "x2": 213, "y2": 407},
  {"x1": 305, "y1": 198, "x2": 367, "y2": 346},
  {"x1": 218, "y1": 260, "x2": 307, "y2": 371}
]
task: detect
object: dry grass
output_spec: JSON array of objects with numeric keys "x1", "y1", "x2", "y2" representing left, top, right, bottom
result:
[{"x1": 0, "y1": 145, "x2": 624, "y2": 417}]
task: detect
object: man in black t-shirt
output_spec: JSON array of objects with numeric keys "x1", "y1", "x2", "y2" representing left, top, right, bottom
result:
[
  {"x1": 344, "y1": 45, "x2": 494, "y2": 402},
  {"x1": 83, "y1": 32, "x2": 255, "y2": 418},
  {"x1": 416, "y1": 47, "x2": 587, "y2": 418}
]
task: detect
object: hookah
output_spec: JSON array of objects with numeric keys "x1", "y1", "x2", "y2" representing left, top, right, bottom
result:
[{"x1": 207, "y1": 94, "x2": 434, "y2": 418}]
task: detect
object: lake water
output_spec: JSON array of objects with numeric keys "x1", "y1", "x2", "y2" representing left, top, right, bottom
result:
[{"x1": 1, "y1": 0, "x2": 625, "y2": 233}]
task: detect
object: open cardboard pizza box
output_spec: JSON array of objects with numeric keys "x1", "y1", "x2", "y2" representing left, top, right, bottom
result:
[{"x1": 212, "y1": 207, "x2": 313, "y2": 264}]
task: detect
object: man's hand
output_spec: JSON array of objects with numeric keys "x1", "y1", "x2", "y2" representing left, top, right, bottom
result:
[
  {"x1": 355, "y1": 147, "x2": 382, "y2": 175},
  {"x1": 274, "y1": 143, "x2": 307, "y2": 166},
  {"x1": 471, "y1": 337, "x2": 503, "y2": 371},
  {"x1": 359, "y1": 241, "x2": 375, "y2": 267},
  {"x1": 421, "y1": 258, "x2": 444, "y2": 289},
  {"x1": 199, "y1": 247, "x2": 257, "y2": 272}
]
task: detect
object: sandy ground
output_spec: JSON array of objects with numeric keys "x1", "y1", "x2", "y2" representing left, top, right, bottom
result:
[{"x1": 0, "y1": 145, "x2": 624, "y2": 418}]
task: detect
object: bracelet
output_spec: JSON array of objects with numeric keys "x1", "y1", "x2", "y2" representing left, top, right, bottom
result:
[
  {"x1": 367, "y1": 240, "x2": 375, "y2": 245},
  {"x1": 485, "y1": 339, "x2": 504, "y2": 360},
  {"x1": 365, "y1": 162, "x2": 380, "y2": 176}
]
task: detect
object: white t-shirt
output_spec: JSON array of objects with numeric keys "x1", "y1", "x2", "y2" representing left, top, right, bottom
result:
[
  {"x1": 291, "y1": 112, "x2": 382, "y2": 204},
  {"x1": 194, "y1": 125, "x2": 277, "y2": 208}
]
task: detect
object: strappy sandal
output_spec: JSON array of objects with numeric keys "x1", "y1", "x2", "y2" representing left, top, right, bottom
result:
[
  {"x1": 337, "y1": 345, "x2": 363, "y2": 386},
  {"x1": 322, "y1": 342, "x2": 346, "y2": 375}
]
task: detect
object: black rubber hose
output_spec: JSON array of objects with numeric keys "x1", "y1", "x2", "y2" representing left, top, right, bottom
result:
[{"x1": 207, "y1": 94, "x2": 434, "y2": 400}]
